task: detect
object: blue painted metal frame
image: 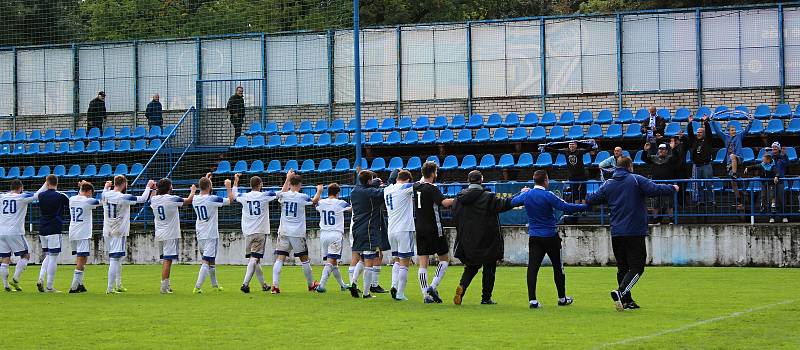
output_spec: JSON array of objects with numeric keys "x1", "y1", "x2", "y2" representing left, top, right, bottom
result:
[
  {"x1": 12, "y1": 47, "x2": 17, "y2": 121},
  {"x1": 327, "y1": 30, "x2": 335, "y2": 120},
  {"x1": 260, "y1": 33, "x2": 268, "y2": 124},
  {"x1": 616, "y1": 13, "x2": 623, "y2": 111},
  {"x1": 539, "y1": 18, "x2": 547, "y2": 112},
  {"x1": 396, "y1": 25, "x2": 402, "y2": 117},
  {"x1": 778, "y1": 4, "x2": 786, "y2": 103},
  {"x1": 466, "y1": 21, "x2": 474, "y2": 117},
  {"x1": 695, "y1": 8, "x2": 704, "y2": 106},
  {"x1": 353, "y1": 0, "x2": 362, "y2": 173},
  {"x1": 71, "y1": 44, "x2": 78, "y2": 129},
  {"x1": 133, "y1": 40, "x2": 140, "y2": 123}
]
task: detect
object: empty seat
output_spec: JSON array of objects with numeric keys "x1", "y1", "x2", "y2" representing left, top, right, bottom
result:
[
  {"x1": 19, "y1": 166, "x2": 36, "y2": 179},
  {"x1": 85, "y1": 141, "x2": 101, "y2": 153},
  {"x1": 113, "y1": 164, "x2": 129, "y2": 176},
  {"x1": 99, "y1": 140, "x2": 116, "y2": 153},
  {"x1": 70, "y1": 128, "x2": 87, "y2": 141},
  {"x1": 64, "y1": 165, "x2": 81, "y2": 177},
  {"x1": 232, "y1": 136, "x2": 249, "y2": 149},
  {"x1": 510, "y1": 127, "x2": 528, "y2": 141},
  {"x1": 617, "y1": 109, "x2": 633, "y2": 124},
  {"x1": 406, "y1": 157, "x2": 422, "y2": 171},
  {"x1": 366, "y1": 133, "x2": 384, "y2": 146},
  {"x1": 265, "y1": 160, "x2": 282, "y2": 174},
  {"x1": 664, "y1": 122, "x2": 681, "y2": 137},
  {"x1": 747, "y1": 120, "x2": 764, "y2": 135},
  {"x1": 387, "y1": 157, "x2": 404, "y2": 170},
  {"x1": 247, "y1": 160, "x2": 265, "y2": 174},
  {"x1": 502, "y1": 113, "x2": 520, "y2": 127},
  {"x1": 534, "y1": 153, "x2": 553, "y2": 167},
  {"x1": 459, "y1": 155, "x2": 477, "y2": 170},
  {"x1": 332, "y1": 133, "x2": 350, "y2": 146},
  {"x1": 473, "y1": 128, "x2": 490, "y2": 143},
  {"x1": 477, "y1": 154, "x2": 496, "y2": 169},
  {"x1": 765, "y1": 119, "x2": 784, "y2": 134},
  {"x1": 586, "y1": 124, "x2": 603, "y2": 139},
  {"x1": 633, "y1": 109, "x2": 649, "y2": 123},
  {"x1": 28, "y1": 130, "x2": 42, "y2": 142},
  {"x1": 596, "y1": 110, "x2": 613, "y2": 124},
  {"x1": 751, "y1": 104, "x2": 771, "y2": 119},
  {"x1": 96, "y1": 164, "x2": 113, "y2": 177},
  {"x1": 438, "y1": 129, "x2": 455, "y2": 143},
  {"x1": 245, "y1": 122, "x2": 262, "y2": 136},
  {"x1": 426, "y1": 156, "x2": 441, "y2": 166},
  {"x1": 491, "y1": 128, "x2": 509, "y2": 142},
  {"x1": 0, "y1": 131, "x2": 12, "y2": 143},
  {"x1": 384, "y1": 131, "x2": 402, "y2": 145},
  {"x1": 539, "y1": 112, "x2": 557, "y2": 126},
  {"x1": 5, "y1": 167, "x2": 20, "y2": 179},
  {"x1": 264, "y1": 135, "x2": 281, "y2": 148},
  {"x1": 657, "y1": 108, "x2": 671, "y2": 121},
  {"x1": 297, "y1": 121, "x2": 313, "y2": 134},
  {"x1": 116, "y1": 127, "x2": 131, "y2": 139},
  {"x1": 11, "y1": 143, "x2": 24, "y2": 155},
  {"x1": 344, "y1": 119, "x2": 358, "y2": 133},
  {"x1": 54, "y1": 129, "x2": 71, "y2": 142},
  {"x1": 231, "y1": 160, "x2": 248, "y2": 174},
  {"x1": 378, "y1": 118, "x2": 395, "y2": 131},
  {"x1": 132, "y1": 139, "x2": 147, "y2": 152},
  {"x1": 553, "y1": 154, "x2": 567, "y2": 168},
  {"x1": 547, "y1": 126, "x2": 565, "y2": 141},
  {"x1": 431, "y1": 116, "x2": 448, "y2": 130},
  {"x1": 146, "y1": 126, "x2": 162, "y2": 139},
  {"x1": 80, "y1": 165, "x2": 97, "y2": 177},
  {"x1": 592, "y1": 151, "x2": 611, "y2": 166},
  {"x1": 264, "y1": 122, "x2": 279, "y2": 134},
  {"x1": 42, "y1": 142, "x2": 56, "y2": 154},
  {"x1": 466, "y1": 114, "x2": 484, "y2": 129},
  {"x1": 299, "y1": 159, "x2": 316, "y2": 173},
  {"x1": 713, "y1": 148, "x2": 727, "y2": 164},
  {"x1": 696, "y1": 106, "x2": 712, "y2": 119},
  {"x1": 282, "y1": 135, "x2": 298, "y2": 148},
  {"x1": 786, "y1": 118, "x2": 800, "y2": 134},
  {"x1": 131, "y1": 126, "x2": 147, "y2": 139},
  {"x1": 576, "y1": 110, "x2": 593, "y2": 125},
  {"x1": 12, "y1": 131, "x2": 25, "y2": 143},
  {"x1": 313, "y1": 133, "x2": 331, "y2": 147},
  {"x1": 317, "y1": 159, "x2": 333, "y2": 173},
  {"x1": 742, "y1": 147, "x2": 755, "y2": 163},
  {"x1": 369, "y1": 158, "x2": 386, "y2": 172},
  {"x1": 412, "y1": 116, "x2": 430, "y2": 130},
  {"x1": 605, "y1": 124, "x2": 623, "y2": 138},
  {"x1": 497, "y1": 154, "x2": 515, "y2": 168},
  {"x1": 397, "y1": 116, "x2": 413, "y2": 131},
  {"x1": 283, "y1": 160, "x2": 299, "y2": 173},
  {"x1": 88, "y1": 128, "x2": 104, "y2": 140},
  {"x1": 521, "y1": 112, "x2": 538, "y2": 127},
  {"x1": 786, "y1": 147, "x2": 798, "y2": 163},
  {"x1": 329, "y1": 119, "x2": 345, "y2": 133},
  {"x1": 147, "y1": 139, "x2": 162, "y2": 151},
  {"x1": 36, "y1": 166, "x2": 51, "y2": 178},
  {"x1": 557, "y1": 111, "x2": 575, "y2": 126},
  {"x1": 281, "y1": 121, "x2": 296, "y2": 134},
  {"x1": 298, "y1": 134, "x2": 315, "y2": 147},
  {"x1": 633, "y1": 150, "x2": 645, "y2": 166},
  {"x1": 417, "y1": 130, "x2": 436, "y2": 144},
  {"x1": 101, "y1": 127, "x2": 116, "y2": 140},
  {"x1": 448, "y1": 115, "x2": 466, "y2": 129},
  {"x1": 485, "y1": 113, "x2": 502, "y2": 128},
  {"x1": 363, "y1": 118, "x2": 379, "y2": 132},
  {"x1": 528, "y1": 126, "x2": 546, "y2": 142},
  {"x1": 566, "y1": 125, "x2": 583, "y2": 140},
  {"x1": 440, "y1": 155, "x2": 458, "y2": 170},
  {"x1": 454, "y1": 129, "x2": 472, "y2": 143},
  {"x1": 68, "y1": 142, "x2": 85, "y2": 154},
  {"x1": 774, "y1": 103, "x2": 792, "y2": 118},
  {"x1": 673, "y1": 108, "x2": 691, "y2": 122},
  {"x1": 623, "y1": 124, "x2": 642, "y2": 139},
  {"x1": 333, "y1": 158, "x2": 350, "y2": 173},
  {"x1": 26, "y1": 143, "x2": 41, "y2": 155},
  {"x1": 401, "y1": 131, "x2": 419, "y2": 145}
]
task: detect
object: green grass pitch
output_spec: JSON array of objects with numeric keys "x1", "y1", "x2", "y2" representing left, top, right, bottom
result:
[{"x1": 3, "y1": 265, "x2": 798, "y2": 349}]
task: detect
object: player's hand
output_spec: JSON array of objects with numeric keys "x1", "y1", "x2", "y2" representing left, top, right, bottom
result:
[
  {"x1": 644, "y1": 143, "x2": 650, "y2": 150},
  {"x1": 205, "y1": 172, "x2": 212, "y2": 179},
  {"x1": 224, "y1": 179, "x2": 232, "y2": 188},
  {"x1": 672, "y1": 185, "x2": 679, "y2": 191},
  {"x1": 234, "y1": 173, "x2": 241, "y2": 181},
  {"x1": 520, "y1": 186, "x2": 530, "y2": 193},
  {"x1": 687, "y1": 114, "x2": 693, "y2": 123},
  {"x1": 701, "y1": 114, "x2": 708, "y2": 122},
  {"x1": 316, "y1": 184, "x2": 324, "y2": 192},
  {"x1": 190, "y1": 184, "x2": 197, "y2": 193},
  {"x1": 774, "y1": 177, "x2": 779, "y2": 184}
]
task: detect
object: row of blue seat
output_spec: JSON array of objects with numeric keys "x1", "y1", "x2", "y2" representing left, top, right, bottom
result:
[
  {"x1": 0, "y1": 163, "x2": 144, "y2": 180},
  {"x1": 0, "y1": 125, "x2": 175, "y2": 144},
  {"x1": 0, "y1": 139, "x2": 162, "y2": 156}
]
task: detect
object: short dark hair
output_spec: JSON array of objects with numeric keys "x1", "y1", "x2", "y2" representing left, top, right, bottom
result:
[
  {"x1": 533, "y1": 170, "x2": 548, "y2": 186},
  {"x1": 45, "y1": 174, "x2": 58, "y2": 186},
  {"x1": 358, "y1": 170, "x2": 374, "y2": 186},
  {"x1": 289, "y1": 174, "x2": 302, "y2": 186},
  {"x1": 397, "y1": 170, "x2": 412, "y2": 182},
  {"x1": 763, "y1": 153, "x2": 773, "y2": 162},
  {"x1": 114, "y1": 175, "x2": 127, "y2": 187},
  {"x1": 9, "y1": 179, "x2": 22, "y2": 191},
  {"x1": 80, "y1": 181, "x2": 94, "y2": 194},
  {"x1": 617, "y1": 156, "x2": 633, "y2": 170},
  {"x1": 421, "y1": 161, "x2": 438, "y2": 179},
  {"x1": 328, "y1": 183, "x2": 340, "y2": 196},
  {"x1": 467, "y1": 170, "x2": 482, "y2": 184},
  {"x1": 157, "y1": 178, "x2": 172, "y2": 195},
  {"x1": 250, "y1": 176, "x2": 262, "y2": 189},
  {"x1": 198, "y1": 177, "x2": 212, "y2": 191}
]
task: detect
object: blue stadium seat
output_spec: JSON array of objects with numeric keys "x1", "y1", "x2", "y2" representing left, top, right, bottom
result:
[
  {"x1": 52, "y1": 129, "x2": 70, "y2": 142},
  {"x1": 747, "y1": 120, "x2": 764, "y2": 135},
  {"x1": 11, "y1": 143, "x2": 24, "y2": 155},
  {"x1": 0, "y1": 144, "x2": 9, "y2": 155},
  {"x1": 617, "y1": 109, "x2": 633, "y2": 124},
  {"x1": 299, "y1": 160, "x2": 316, "y2": 173},
  {"x1": 576, "y1": 110, "x2": 593, "y2": 125},
  {"x1": 557, "y1": 111, "x2": 575, "y2": 126},
  {"x1": 547, "y1": 126, "x2": 565, "y2": 141},
  {"x1": 363, "y1": 118, "x2": 379, "y2": 132},
  {"x1": 245, "y1": 122, "x2": 262, "y2": 136},
  {"x1": 473, "y1": 128, "x2": 490, "y2": 143},
  {"x1": 419, "y1": 130, "x2": 436, "y2": 144},
  {"x1": 592, "y1": 151, "x2": 610, "y2": 166},
  {"x1": 332, "y1": 133, "x2": 349, "y2": 146},
  {"x1": 252, "y1": 135, "x2": 269, "y2": 149},
  {"x1": 786, "y1": 147, "x2": 798, "y2": 163},
  {"x1": 13, "y1": 131, "x2": 26, "y2": 143},
  {"x1": 521, "y1": 113, "x2": 538, "y2": 127},
  {"x1": 586, "y1": 124, "x2": 603, "y2": 139},
  {"x1": 344, "y1": 119, "x2": 357, "y2": 133},
  {"x1": 664, "y1": 122, "x2": 681, "y2": 137},
  {"x1": 502, "y1": 113, "x2": 520, "y2": 127},
  {"x1": 70, "y1": 128, "x2": 87, "y2": 141},
  {"x1": 329, "y1": 119, "x2": 345, "y2": 133},
  {"x1": 96, "y1": 164, "x2": 112, "y2": 177},
  {"x1": 633, "y1": 109, "x2": 649, "y2": 123},
  {"x1": 100, "y1": 127, "x2": 116, "y2": 140},
  {"x1": 28, "y1": 130, "x2": 42, "y2": 142},
  {"x1": 438, "y1": 129, "x2": 455, "y2": 143},
  {"x1": 369, "y1": 158, "x2": 386, "y2": 172},
  {"x1": 696, "y1": 106, "x2": 712, "y2": 119},
  {"x1": 333, "y1": 159, "x2": 350, "y2": 173},
  {"x1": 36, "y1": 166, "x2": 51, "y2": 178},
  {"x1": 497, "y1": 154, "x2": 515, "y2": 168},
  {"x1": 366, "y1": 133, "x2": 384, "y2": 146},
  {"x1": 401, "y1": 131, "x2": 419, "y2": 145},
  {"x1": 64, "y1": 165, "x2": 81, "y2": 178},
  {"x1": 477, "y1": 154, "x2": 496, "y2": 169},
  {"x1": 491, "y1": 128, "x2": 508, "y2": 142},
  {"x1": 485, "y1": 113, "x2": 502, "y2": 128},
  {"x1": 279, "y1": 121, "x2": 295, "y2": 134},
  {"x1": 284, "y1": 160, "x2": 299, "y2": 173},
  {"x1": 67, "y1": 142, "x2": 85, "y2": 154},
  {"x1": 553, "y1": 154, "x2": 567, "y2": 168},
  {"x1": 425, "y1": 156, "x2": 440, "y2": 166},
  {"x1": 623, "y1": 124, "x2": 642, "y2": 139},
  {"x1": 384, "y1": 131, "x2": 402, "y2": 145},
  {"x1": 412, "y1": 116, "x2": 430, "y2": 130},
  {"x1": 596, "y1": 110, "x2": 613, "y2": 124},
  {"x1": 449, "y1": 115, "x2": 466, "y2": 129},
  {"x1": 42, "y1": 142, "x2": 56, "y2": 154},
  {"x1": 80, "y1": 165, "x2": 97, "y2": 178},
  {"x1": 713, "y1": 148, "x2": 727, "y2": 164},
  {"x1": 765, "y1": 119, "x2": 784, "y2": 135},
  {"x1": 116, "y1": 127, "x2": 131, "y2": 140},
  {"x1": 317, "y1": 159, "x2": 333, "y2": 173},
  {"x1": 406, "y1": 157, "x2": 422, "y2": 171},
  {"x1": 100, "y1": 140, "x2": 115, "y2": 153},
  {"x1": 129, "y1": 126, "x2": 146, "y2": 140},
  {"x1": 5, "y1": 167, "x2": 20, "y2": 179},
  {"x1": 232, "y1": 136, "x2": 249, "y2": 149},
  {"x1": 566, "y1": 125, "x2": 583, "y2": 140},
  {"x1": 742, "y1": 147, "x2": 756, "y2": 164},
  {"x1": 431, "y1": 116, "x2": 448, "y2": 130},
  {"x1": 454, "y1": 129, "x2": 472, "y2": 143},
  {"x1": 673, "y1": 108, "x2": 691, "y2": 122},
  {"x1": 466, "y1": 114, "x2": 484, "y2": 129},
  {"x1": 605, "y1": 124, "x2": 623, "y2": 138},
  {"x1": 440, "y1": 155, "x2": 458, "y2": 170},
  {"x1": 128, "y1": 163, "x2": 143, "y2": 177},
  {"x1": 787, "y1": 119, "x2": 800, "y2": 134},
  {"x1": 113, "y1": 164, "x2": 128, "y2": 176},
  {"x1": 752, "y1": 104, "x2": 771, "y2": 119},
  {"x1": 774, "y1": 103, "x2": 792, "y2": 118},
  {"x1": 397, "y1": 116, "x2": 413, "y2": 131},
  {"x1": 282, "y1": 135, "x2": 298, "y2": 148},
  {"x1": 263, "y1": 122, "x2": 278, "y2": 134},
  {"x1": 297, "y1": 121, "x2": 313, "y2": 134},
  {"x1": 315, "y1": 133, "x2": 332, "y2": 147},
  {"x1": 0, "y1": 131, "x2": 12, "y2": 143},
  {"x1": 146, "y1": 126, "x2": 161, "y2": 139},
  {"x1": 298, "y1": 134, "x2": 315, "y2": 147},
  {"x1": 84, "y1": 141, "x2": 100, "y2": 154},
  {"x1": 26, "y1": 143, "x2": 41, "y2": 155},
  {"x1": 657, "y1": 108, "x2": 671, "y2": 121},
  {"x1": 388, "y1": 157, "x2": 404, "y2": 170},
  {"x1": 231, "y1": 160, "x2": 248, "y2": 174},
  {"x1": 378, "y1": 118, "x2": 395, "y2": 132},
  {"x1": 633, "y1": 150, "x2": 645, "y2": 166},
  {"x1": 714, "y1": 105, "x2": 730, "y2": 118},
  {"x1": 539, "y1": 112, "x2": 557, "y2": 126},
  {"x1": 54, "y1": 165, "x2": 66, "y2": 177},
  {"x1": 19, "y1": 166, "x2": 36, "y2": 179},
  {"x1": 534, "y1": 153, "x2": 553, "y2": 167},
  {"x1": 528, "y1": 126, "x2": 546, "y2": 142},
  {"x1": 459, "y1": 155, "x2": 477, "y2": 170},
  {"x1": 147, "y1": 139, "x2": 162, "y2": 151},
  {"x1": 264, "y1": 160, "x2": 281, "y2": 174},
  {"x1": 126, "y1": 139, "x2": 145, "y2": 154},
  {"x1": 732, "y1": 105, "x2": 750, "y2": 120},
  {"x1": 265, "y1": 135, "x2": 281, "y2": 149},
  {"x1": 510, "y1": 127, "x2": 528, "y2": 141}
]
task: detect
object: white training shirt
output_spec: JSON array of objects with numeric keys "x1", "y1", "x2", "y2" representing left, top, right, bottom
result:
[
  {"x1": 316, "y1": 198, "x2": 350, "y2": 234},
  {"x1": 102, "y1": 188, "x2": 152, "y2": 237},
  {"x1": 192, "y1": 194, "x2": 229, "y2": 240},
  {"x1": 0, "y1": 184, "x2": 45, "y2": 236},
  {"x1": 234, "y1": 188, "x2": 277, "y2": 236},
  {"x1": 68, "y1": 195, "x2": 102, "y2": 241},
  {"x1": 150, "y1": 194, "x2": 185, "y2": 241},
  {"x1": 383, "y1": 182, "x2": 415, "y2": 234},
  {"x1": 276, "y1": 191, "x2": 312, "y2": 238}
]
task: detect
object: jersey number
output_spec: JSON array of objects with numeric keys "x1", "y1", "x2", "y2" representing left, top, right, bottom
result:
[
  {"x1": 321, "y1": 210, "x2": 336, "y2": 226},
  {"x1": 385, "y1": 194, "x2": 393, "y2": 210},
  {"x1": 284, "y1": 202, "x2": 298, "y2": 217},
  {"x1": 157, "y1": 206, "x2": 166, "y2": 221},
  {"x1": 194, "y1": 205, "x2": 209, "y2": 221},
  {"x1": 2, "y1": 200, "x2": 17, "y2": 214},
  {"x1": 70, "y1": 207, "x2": 84, "y2": 222},
  {"x1": 106, "y1": 203, "x2": 118, "y2": 218},
  {"x1": 247, "y1": 201, "x2": 261, "y2": 216}
]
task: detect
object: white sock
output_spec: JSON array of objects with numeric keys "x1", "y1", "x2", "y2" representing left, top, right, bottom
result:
[
  {"x1": 161, "y1": 279, "x2": 169, "y2": 291},
  {"x1": 350, "y1": 261, "x2": 364, "y2": 285},
  {"x1": 347, "y1": 266, "x2": 355, "y2": 284},
  {"x1": 418, "y1": 267, "x2": 429, "y2": 296},
  {"x1": 46, "y1": 254, "x2": 57, "y2": 290},
  {"x1": 243, "y1": 258, "x2": 257, "y2": 286},
  {"x1": 301, "y1": 260, "x2": 314, "y2": 287},
  {"x1": 208, "y1": 265, "x2": 218, "y2": 287},
  {"x1": 38, "y1": 255, "x2": 49, "y2": 283},
  {"x1": 13, "y1": 258, "x2": 28, "y2": 281},
  {"x1": 530, "y1": 299, "x2": 539, "y2": 306},
  {"x1": 195, "y1": 263, "x2": 209, "y2": 289},
  {"x1": 371, "y1": 265, "x2": 381, "y2": 287},
  {"x1": 78, "y1": 269, "x2": 84, "y2": 285},
  {"x1": 391, "y1": 262, "x2": 400, "y2": 289},
  {"x1": 272, "y1": 260, "x2": 283, "y2": 288},
  {"x1": 0, "y1": 263, "x2": 9, "y2": 288},
  {"x1": 362, "y1": 266, "x2": 372, "y2": 295},
  {"x1": 397, "y1": 265, "x2": 409, "y2": 297},
  {"x1": 254, "y1": 264, "x2": 266, "y2": 286},
  {"x1": 71, "y1": 270, "x2": 82, "y2": 290},
  {"x1": 331, "y1": 264, "x2": 346, "y2": 288},
  {"x1": 320, "y1": 263, "x2": 332, "y2": 288},
  {"x1": 431, "y1": 261, "x2": 449, "y2": 289},
  {"x1": 107, "y1": 259, "x2": 119, "y2": 292},
  {"x1": 115, "y1": 260, "x2": 123, "y2": 288}
]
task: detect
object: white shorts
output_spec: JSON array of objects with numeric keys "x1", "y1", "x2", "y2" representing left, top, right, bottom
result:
[
  {"x1": 274, "y1": 235, "x2": 308, "y2": 257},
  {"x1": 0, "y1": 236, "x2": 29, "y2": 257},
  {"x1": 160, "y1": 239, "x2": 179, "y2": 261},
  {"x1": 72, "y1": 239, "x2": 91, "y2": 257},
  {"x1": 39, "y1": 235, "x2": 62, "y2": 255},
  {"x1": 106, "y1": 236, "x2": 126, "y2": 258},
  {"x1": 389, "y1": 231, "x2": 415, "y2": 258},
  {"x1": 198, "y1": 238, "x2": 218, "y2": 262},
  {"x1": 319, "y1": 231, "x2": 344, "y2": 260}
]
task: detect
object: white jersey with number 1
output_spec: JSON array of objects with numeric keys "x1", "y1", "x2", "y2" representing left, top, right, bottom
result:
[
  {"x1": 316, "y1": 198, "x2": 350, "y2": 233},
  {"x1": 277, "y1": 191, "x2": 312, "y2": 238},
  {"x1": 102, "y1": 188, "x2": 152, "y2": 238},
  {"x1": 192, "y1": 194, "x2": 229, "y2": 240},
  {"x1": 68, "y1": 195, "x2": 102, "y2": 241},
  {"x1": 0, "y1": 186, "x2": 45, "y2": 236},
  {"x1": 383, "y1": 182, "x2": 415, "y2": 234},
  {"x1": 235, "y1": 188, "x2": 277, "y2": 236}
]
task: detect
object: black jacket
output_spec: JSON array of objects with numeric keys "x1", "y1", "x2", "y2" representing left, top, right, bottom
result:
[
  {"x1": 145, "y1": 100, "x2": 163, "y2": 125},
  {"x1": 453, "y1": 185, "x2": 513, "y2": 265},
  {"x1": 226, "y1": 94, "x2": 245, "y2": 123},
  {"x1": 350, "y1": 179, "x2": 385, "y2": 252},
  {"x1": 641, "y1": 115, "x2": 667, "y2": 139},
  {"x1": 643, "y1": 148, "x2": 680, "y2": 180},
  {"x1": 87, "y1": 97, "x2": 106, "y2": 122},
  {"x1": 687, "y1": 119, "x2": 714, "y2": 166}
]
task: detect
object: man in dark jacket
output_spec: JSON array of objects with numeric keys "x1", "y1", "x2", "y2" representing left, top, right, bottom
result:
[
  {"x1": 642, "y1": 106, "x2": 666, "y2": 155},
  {"x1": 145, "y1": 93, "x2": 163, "y2": 128},
  {"x1": 643, "y1": 141, "x2": 680, "y2": 222},
  {"x1": 36, "y1": 175, "x2": 70, "y2": 293},
  {"x1": 87, "y1": 91, "x2": 107, "y2": 130},
  {"x1": 452, "y1": 170, "x2": 513, "y2": 305},
  {"x1": 543, "y1": 140, "x2": 596, "y2": 203},
  {"x1": 226, "y1": 86, "x2": 245, "y2": 139},
  {"x1": 687, "y1": 114, "x2": 714, "y2": 205},
  {"x1": 348, "y1": 169, "x2": 385, "y2": 299},
  {"x1": 586, "y1": 157, "x2": 677, "y2": 311}
]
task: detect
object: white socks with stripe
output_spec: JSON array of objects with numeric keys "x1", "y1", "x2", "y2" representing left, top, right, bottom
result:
[
  {"x1": 107, "y1": 258, "x2": 120, "y2": 292},
  {"x1": 391, "y1": 262, "x2": 400, "y2": 289},
  {"x1": 0, "y1": 263, "x2": 9, "y2": 289},
  {"x1": 350, "y1": 261, "x2": 363, "y2": 286},
  {"x1": 38, "y1": 255, "x2": 49, "y2": 283},
  {"x1": 418, "y1": 267, "x2": 429, "y2": 296},
  {"x1": 271, "y1": 260, "x2": 283, "y2": 288},
  {"x1": 243, "y1": 257, "x2": 257, "y2": 286},
  {"x1": 254, "y1": 264, "x2": 266, "y2": 287},
  {"x1": 14, "y1": 258, "x2": 27, "y2": 281},
  {"x1": 301, "y1": 261, "x2": 314, "y2": 287},
  {"x1": 46, "y1": 254, "x2": 57, "y2": 290},
  {"x1": 330, "y1": 264, "x2": 346, "y2": 288},
  {"x1": 71, "y1": 270, "x2": 83, "y2": 290},
  {"x1": 195, "y1": 263, "x2": 209, "y2": 289},
  {"x1": 320, "y1": 263, "x2": 332, "y2": 288},
  {"x1": 362, "y1": 266, "x2": 372, "y2": 295},
  {"x1": 371, "y1": 265, "x2": 381, "y2": 287},
  {"x1": 431, "y1": 261, "x2": 449, "y2": 289},
  {"x1": 208, "y1": 265, "x2": 218, "y2": 287},
  {"x1": 397, "y1": 266, "x2": 409, "y2": 298}
]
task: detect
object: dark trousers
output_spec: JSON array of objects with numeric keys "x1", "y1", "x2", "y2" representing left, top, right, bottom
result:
[
  {"x1": 231, "y1": 116, "x2": 243, "y2": 139},
  {"x1": 458, "y1": 261, "x2": 497, "y2": 302},
  {"x1": 88, "y1": 117, "x2": 103, "y2": 131},
  {"x1": 527, "y1": 236, "x2": 566, "y2": 301},
  {"x1": 611, "y1": 235, "x2": 647, "y2": 303}
]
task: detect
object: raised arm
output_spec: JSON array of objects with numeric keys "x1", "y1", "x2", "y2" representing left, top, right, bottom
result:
[
  {"x1": 637, "y1": 175, "x2": 678, "y2": 197},
  {"x1": 183, "y1": 184, "x2": 196, "y2": 205},
  {"x1": 312, "y1": 184, "x2": 323, "y2": 205},
  {"x1": 281, "y1": 170, "x2": 293, "y2": 193},
  {"x1": 510, "y1": 191, "x2": 527, "y2": 207},
  {"x1": 547, "y1": 191, "x2": 589, "y2": 213},
  {"x1": 224, "y1": 179, "x2": 234, "y2": 205},
  {"x1": 135, "y1": 180, "x2": 156, "y2": 203},
  {"x1": 32, "y1": 181, "x2": 48, "y2": 199}
]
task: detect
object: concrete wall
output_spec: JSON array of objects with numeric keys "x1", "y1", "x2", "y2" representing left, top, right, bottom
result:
[{"x1": 22, "y1": 224, "x2": 800, "y2": 267}]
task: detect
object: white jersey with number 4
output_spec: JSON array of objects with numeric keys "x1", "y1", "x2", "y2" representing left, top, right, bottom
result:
[
  {"x1": 235, "y1": 189, "x2": 277, "y2": 236},
  {"x1": 150, "y1": 194, "x2": 185, "y2": 241},
  {"x1": 192, "y1": 194, "x2": 229, "y2": 240},
  {"x1": 316, "y1": 198, "x2": 350, "y2": 233},
  {"x1": 102, "y1": 188, "x2": 152, "y2": 238},
  {"x1": 0, "y1": 190, "x2": 42, "y2": 236},
  {"x1": 277, "y1": 191, "x2": 312, "y2": 238},
  {"x1": 383, "y1": 183, "x2": 415, "y2": 234},
  {"x1": 68, "y1": 195, "x2": 102, "y2": 241}
]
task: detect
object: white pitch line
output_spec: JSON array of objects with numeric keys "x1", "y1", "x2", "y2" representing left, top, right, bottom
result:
[{"x1": 593, "y1": 299, "x2": 796, "y2": 350}]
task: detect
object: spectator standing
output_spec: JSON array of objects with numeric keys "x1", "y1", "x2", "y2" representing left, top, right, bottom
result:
[
  {"x1": 712, "y1": 118, "x2": 755, "y2": 210},
  {"x1": 226, "y1": 86, "x2": 245, "y2": 139},
  {"x1": 145, "y1": 94, "x2": 163, "y2": 128},
  {"x1": 770, "y1": 142, "x2": 789, "y2": 223},
  {"x1": 643, "y1": 142, "x2": 680, "y2": 223},
  {"x1": 641, "y1": 106, "x2": 666, "y2": 155},
  {"x1": 543, "y1": 140, "x2": 596, "y2": 203},
  {"x1": 87, "y1": 91, "x2": 107, "y2": 131},
  {"x1": 687, "y1": 114, "x2": 714, "y2": 206}
]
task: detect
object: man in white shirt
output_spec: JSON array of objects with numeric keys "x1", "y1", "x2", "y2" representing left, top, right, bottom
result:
[
  {"x1": 192, "y1": 173, "x2": 234, "y2": 294},
  {"x1": 270, "y1": 170, "x2": 322, "y2": 294},
  {"x1": 231, "y1": 173, "x2": 277, "y2": 293},
  {"x1": 0, "y1": 179, "x2": 46, "y2": 292},
  {"x1": 67, "y1": 180, "x2": 104, "y2": 293},
  {"x1": 102, "y1": 176, "x2": 156, "y2": 294},
  {"x1": 383, "y1": 170, "x2": 416, "y2": 301},
  {"x1": 313, "y1": 183, "x2": 351, "y2": 293},
  {"x1": 150, "y1": 178, "x2": 195, "y2": 294}
]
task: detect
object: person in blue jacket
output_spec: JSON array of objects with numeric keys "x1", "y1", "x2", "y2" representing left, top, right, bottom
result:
[
  {"x1": 712, "y1": 117, "x2": 755, "y2": 209},
  {"x1": 348, "y1": 169, "x2": 386, "y2": 299},
  {"x1": 585, "y1": 157, "x2": 677, "y2": 311},
  {"x1": 511, "y1": 170, "x2": 589, "y2": 309}
]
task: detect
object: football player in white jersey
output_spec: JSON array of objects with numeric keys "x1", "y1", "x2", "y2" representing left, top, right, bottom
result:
[
  {"x1": 383, "y1": 170, "x2": 416, "y2": 301},
  {"x1": 67, "y1": 180, "x2": 104, "y2": 293},
  {"x1": 313, "y1": 183, "x2": 351, "y2": 293},
  {"x1": 270, "y1": 170, "x2": 322, "y2": 294},
  {"x1": 0, "y1": 179, "x2": 46, "y2": 292},
  {"x1": 102, "y1": 176, "x2": 156, "y2": 294},
  {"x1": 192, "y1": 173, "x2": 234, "y2": 294},
  {"x1": 150, "y1": 178, "x2": 195, "y2": 294},
  {"x1": 231, "y1": 173, "x2": 277, "y2": 293}
]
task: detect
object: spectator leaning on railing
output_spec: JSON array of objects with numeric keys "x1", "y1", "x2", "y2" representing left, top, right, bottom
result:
[
  {"x1": 687, "y1": 114, "x2": 714, "y2": 206},
  {"x1": 543, "y1": 140, "x2": 596, "y2": 203}
]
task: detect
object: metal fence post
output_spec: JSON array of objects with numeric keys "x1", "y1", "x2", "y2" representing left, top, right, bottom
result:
[
  {"x1": 12, "y1": 47, "x2": 17, "y2": 122},
  {"x1": 353, "y1": 0, "x2": 363, "y2": 172},
  {"x1": 261, "y1": 33, "x2": 268, "y2": 124},
  {"x1": 396, "y1": 25, "x2": 402, "y2": 117},
  {"x1": 616, "y1": 13, "x2": 623, "y2": 111},
  {"x1": 327, "y1": 30, "x2": 335, "y2": 121},
  {"x1": 466, "y1": 21, "x2": 474, "y2": 117},
  {"x1": 540, "y1": 18, "x2": 547, "y2": 113},
  {"x1": 195, "y1": 37, "x2": 202, "y2": 141},
  {"x1": 133, "y1": 40, "x2": 139, "y2": 127},
  {"x1": 778, "y1": 4, "x2": 786, "y2": 103},
  {"x1": 696, "y1": 8, "x2": 703, "y2": 107},
  {"x1": 71, "y1": 44, "x2": 78, "y2": 130}
]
